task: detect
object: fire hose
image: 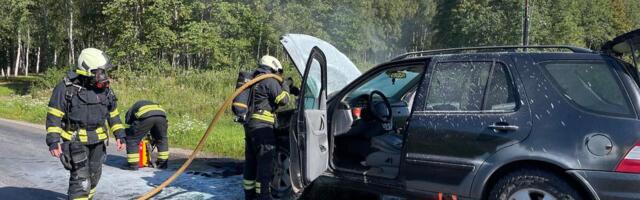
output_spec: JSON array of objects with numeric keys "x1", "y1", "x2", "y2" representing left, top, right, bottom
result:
[{"x1": 136, "y1": 74, "x2": 283, "y2": 200}]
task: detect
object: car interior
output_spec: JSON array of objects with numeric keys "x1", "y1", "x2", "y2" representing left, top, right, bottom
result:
[{"x1": 330, "y1": 65, "x2": 424, "y2": 179}]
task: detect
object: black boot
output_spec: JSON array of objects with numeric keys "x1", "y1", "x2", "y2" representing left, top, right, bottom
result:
[
  {"x1": 244, "y1": 189, "x2": 256, "y2": 200},
  {"x1": 156, "y1": 159, "x2": 168, "y2": 169}
]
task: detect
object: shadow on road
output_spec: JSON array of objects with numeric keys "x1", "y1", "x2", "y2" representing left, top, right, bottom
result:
[
  {"x1": 0, "y1": 186, "x2": 66, "y2": 200},
  {"x1": 104, "y1": 154, "x2": 128, "y2": 169}
]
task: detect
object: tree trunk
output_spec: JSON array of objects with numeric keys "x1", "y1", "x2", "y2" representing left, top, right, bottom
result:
[
  {"x1": 14, "y1": 29, "x2": 22, "y2": 77},
  {"x1": 25, "y1": 28, "x2": 30, "y2": 76},
  {"x1": 5, "y1": 51, "x2": 10, "y2": 77},
  {"x1": 53, "y1": 49, "x2": 58, "y2": 66},
  {"x1": 68, "y1": 0, "x2": 75, "y2": 67},
  {"x1": 186, "y1": 46, "x2": 191, "y2": 69},
  {"x1": 36, "y1": 47, "x2": 41, "y2": 74},
  {"x1": 172, "y1": 52, "x2": 177, "y2": 68}
]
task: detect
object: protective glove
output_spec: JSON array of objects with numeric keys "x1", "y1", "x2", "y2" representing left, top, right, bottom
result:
[
  {"x1": 289, "y1": 85, "x2": 300, "y2": 96},
  {"x1": 282, "y1": 77, "x2": 300, "y2": 96}
]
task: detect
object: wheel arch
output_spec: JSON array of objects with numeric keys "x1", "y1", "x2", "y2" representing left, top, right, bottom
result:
[{"x1": 478, "y1": 159, "x2": 597, "y2": 200}]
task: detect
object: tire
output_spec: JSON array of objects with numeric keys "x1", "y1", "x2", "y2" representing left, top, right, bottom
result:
[
  {"x1": 488, "y1": 168, "x2": 582, "y2": 200},
  {"x1": 271, "y1": 146, "x2": 295, "y2": 200}
]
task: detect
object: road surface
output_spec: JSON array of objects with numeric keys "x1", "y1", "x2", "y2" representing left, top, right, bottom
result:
[{"x1": 0, "y1": 118, "x2": 243, "y2": 200}]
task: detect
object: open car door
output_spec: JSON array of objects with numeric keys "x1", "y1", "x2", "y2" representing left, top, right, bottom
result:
[
  {"x1": 287, "y1": 47, "x2": 329, "y2": 194},
  {"x1": 280, "y1": 34, "x2": 359, "y2": 194}
]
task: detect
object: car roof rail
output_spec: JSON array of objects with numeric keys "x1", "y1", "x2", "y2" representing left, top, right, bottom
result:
[{"x1": 391, "y1": 45, "x2": 593, "y2": 61}]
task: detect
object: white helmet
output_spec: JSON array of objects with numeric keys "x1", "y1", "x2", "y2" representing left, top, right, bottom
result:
[
  {"x1": 76, "y1": 48, "x2": 111, "y2": 76},
  {"x1": 259, "y1": 55, "x2": 283, "y2": 73}
]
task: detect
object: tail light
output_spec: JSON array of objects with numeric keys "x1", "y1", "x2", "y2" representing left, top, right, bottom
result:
[{"x1": 616, "y1": 141, "x2": 640, "y2": 173}]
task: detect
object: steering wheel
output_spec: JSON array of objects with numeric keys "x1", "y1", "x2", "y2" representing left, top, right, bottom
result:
[{"x1": 368, "y1": 90, "x2": 393, "y2": 123}]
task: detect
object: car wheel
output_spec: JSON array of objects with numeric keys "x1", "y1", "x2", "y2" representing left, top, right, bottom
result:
[
  {"x1": 488, "y1": 168, "x2": 582, "y2": 200},
  {"x1": 271, "y1": 146, "x2": 294, "y2": 200}
]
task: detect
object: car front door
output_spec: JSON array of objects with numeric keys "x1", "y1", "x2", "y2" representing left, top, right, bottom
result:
[
  {"x1": 287, "y1": 47, "x2": 329, "y2": 194},
  {"x1": 403, "y1": 54, "x2": 532, "y2": 196}
]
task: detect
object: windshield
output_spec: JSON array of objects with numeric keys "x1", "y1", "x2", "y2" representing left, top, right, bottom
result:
[
  {"x1": 281, "y1": 34, "x2": 361, "y2": 95},
  {"x1": 347, "y1": 66, "x2": 423, "y2": 101}
]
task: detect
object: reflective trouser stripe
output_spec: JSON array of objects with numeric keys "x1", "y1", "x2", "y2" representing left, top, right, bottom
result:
[
  {"x1": 89, "y1": 188, "x2": 96, "y2": 199},
  {"x1": 135, "y1": 105, "x2": 166, "y2": 118},
  {"x1": 127, "y1": 153, "x2": 139, "y2": 163},
  {"x1": 255, "y1": 182, "x2": 261, "y2": 194},
  {"x1": 72, "y1": 197, "x2": 88, "y2": 200},
  {"x1": 158, "y1": 151, "x2": 169, "y2": 160},
  {"x1": 243, "y1": 179, "x2": 255, "y2": 190}
]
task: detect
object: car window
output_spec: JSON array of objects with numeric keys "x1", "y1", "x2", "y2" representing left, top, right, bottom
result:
[
  {"x1": 543, "y1": 61, "x2": 633, "y2": 116},
  {"x1": 425, "y1": 62, "x2": 492, "y2": 111},
  {"x1": 484, "y1": 64, "x2": 517, "y2": 111},
  {"x1": 303, "y1": 59, "x2": 322, "y2": 109}
]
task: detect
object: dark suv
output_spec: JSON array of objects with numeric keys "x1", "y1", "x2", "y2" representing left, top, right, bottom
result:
[{"x1": 271, "y1": 30, "x2": 640, "y2": 200}]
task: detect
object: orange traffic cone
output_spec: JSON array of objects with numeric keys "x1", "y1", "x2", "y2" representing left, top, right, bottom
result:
[{"x1": 139, "y1": 140, "x2": 147, "y2": 168}]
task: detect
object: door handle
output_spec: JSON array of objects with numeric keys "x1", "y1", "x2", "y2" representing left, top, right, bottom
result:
[
  {"x1": 318, "y1": 115, "x2": 325, "y2": 131},
  {"x1": 488, "y1": 123, "x2": 519, "y2": 132}
]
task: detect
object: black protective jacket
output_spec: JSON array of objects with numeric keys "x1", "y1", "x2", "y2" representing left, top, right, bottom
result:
[
  {"x1": 247, "y1": 67, "x2": 290, "y2": 125},
  {"x1": 46, "y1": 71, "x2": 126, "y2": 147},
  {"x1": 125, "y1": 100, "x2": 166, "y2": 125}
]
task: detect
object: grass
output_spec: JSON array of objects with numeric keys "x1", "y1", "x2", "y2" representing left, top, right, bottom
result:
[{"x1": 0, "y1": 67, "x2": 275, "y2": 158}]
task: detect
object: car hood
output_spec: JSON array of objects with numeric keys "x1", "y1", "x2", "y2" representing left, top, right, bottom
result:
[{"x1": 280, "y1": 34, "x2": 361, "y2": 95}]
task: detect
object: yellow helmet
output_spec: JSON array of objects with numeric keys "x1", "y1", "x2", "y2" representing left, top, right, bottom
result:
[
  {"x1": 259, "y1": 55, "x2": 283, "y2": 73},
  {"x1": 76, "y1": 48, "x2": 111, "y2": 76}
]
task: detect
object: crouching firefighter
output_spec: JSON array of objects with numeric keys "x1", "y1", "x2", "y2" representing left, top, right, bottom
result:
[
  {"x1": 124, "y1": 100, "x2": 169, "y2": 170},
  {"x1": 232, "y1": 55, "x2": 299, "y2": 200},
  {"x1": 46, "y1": 48, "x2": 126, "y2": 200}
]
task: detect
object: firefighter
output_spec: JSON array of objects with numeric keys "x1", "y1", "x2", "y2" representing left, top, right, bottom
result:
[
  {"x1": 46, "y1": 48, "x2": 126, "y2": 200},
  {"x1": 124, "y1": 100, "x2": 169, "y2": 170},
  {"x1": 242, "y1": 55, "x2": 294, "y2": 200}
]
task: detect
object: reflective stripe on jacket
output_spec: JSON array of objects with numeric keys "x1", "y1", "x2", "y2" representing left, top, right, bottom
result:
[
  {"x1": 248, "y1": 68, "x2": 289, "y2": 125},
  {"x1": 125, "y1": 100, "x2": 166, "y2": 125},
  {"x1": 45, "y1": 71, "x2": 125, "y2": 146}
]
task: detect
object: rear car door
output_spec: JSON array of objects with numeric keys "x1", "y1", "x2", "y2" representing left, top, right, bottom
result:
[
  {"x1": 403, "y1": 54, "x2": 532, "y2": 196},
  {"x1": 287, "y1": 47, "x2": 329, "y2": 193}
]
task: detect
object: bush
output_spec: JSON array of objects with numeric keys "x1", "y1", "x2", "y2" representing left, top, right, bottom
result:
[{"x1": 31, "y1": 67, "x2": 68, "y2": 98}]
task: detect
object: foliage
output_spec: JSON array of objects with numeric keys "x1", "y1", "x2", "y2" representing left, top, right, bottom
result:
[{"x1": 1, "y1": 0, "x2": 640, "y2": 158}]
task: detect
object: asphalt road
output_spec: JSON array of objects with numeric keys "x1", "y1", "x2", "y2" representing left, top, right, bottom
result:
[{"x1": 0, "y1": 118, "x2": 243, "y2": 200}]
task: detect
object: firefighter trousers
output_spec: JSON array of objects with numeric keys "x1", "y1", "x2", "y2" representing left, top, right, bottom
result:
[
  {"x1": 67, "y1": 142, "x2": 105, "y2": 200},
  {"x1": 243, "y1": 122, "x2": 276, "y2": 200},
  {"x1": 125, "y1": 116, "x2": 169, "y2": 167}
]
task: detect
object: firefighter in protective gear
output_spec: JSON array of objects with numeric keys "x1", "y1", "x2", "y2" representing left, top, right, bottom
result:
[
  {"x1": 46, "y1": 48, "x2": 126, "y2": 200},
  {"x1": 243, "y1": 55, "x2": 294, "y2": 200},
  {"x1": 124, "y1": 100, "x2": 169, "y2": 170}
]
